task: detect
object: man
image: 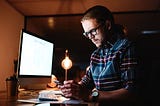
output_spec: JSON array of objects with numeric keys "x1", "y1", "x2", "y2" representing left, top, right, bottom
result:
[{"x1": 59, "y1": 5, "x2": 139, "y2": 105}]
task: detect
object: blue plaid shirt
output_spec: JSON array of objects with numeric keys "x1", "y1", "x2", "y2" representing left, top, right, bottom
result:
[{"x1": 80, "y1": 38, "x2": 138, "y2": 92}]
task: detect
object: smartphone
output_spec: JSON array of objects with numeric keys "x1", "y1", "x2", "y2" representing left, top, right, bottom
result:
[{"x1": 54, "y1": 80, "x2": 62, "y2": 85}]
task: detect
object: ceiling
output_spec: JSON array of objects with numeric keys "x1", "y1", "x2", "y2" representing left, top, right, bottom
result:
[{"x1": 7, "y1": 0, "x2": 160, "y2": 16}]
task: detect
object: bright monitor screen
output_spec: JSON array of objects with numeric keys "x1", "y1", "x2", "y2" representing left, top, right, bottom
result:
[{"x1": 17, "y1": 29, "x2": 54, "y2": 78}]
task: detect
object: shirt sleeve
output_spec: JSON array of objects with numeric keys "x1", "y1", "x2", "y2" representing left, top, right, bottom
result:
[
  {"x1": 79, "y1": 67, "x2": 95, "y2": 90},
  {"x1": 120, "y1": 42, "x2": 138, "y2": 92}
]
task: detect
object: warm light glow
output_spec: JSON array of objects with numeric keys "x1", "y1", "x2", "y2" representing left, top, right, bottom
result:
[
  {"x1": 61, "y1": 56, "x2": 72, "y2": 70},
  {"x1": 61, "y1": 50, "x2": 72, "y2": 81},
  {"x1": 48, "y1": 17, "x2": 55, "y2": 28}
]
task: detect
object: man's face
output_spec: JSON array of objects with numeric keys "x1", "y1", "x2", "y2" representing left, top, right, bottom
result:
[{"x1": 81, "y1": 19, "x2": 106, "y2": 48}]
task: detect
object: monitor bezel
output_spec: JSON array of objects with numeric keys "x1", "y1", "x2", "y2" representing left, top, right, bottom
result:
[{"x1": 17, "y1": 29, "x2": 54, "y2": 78}]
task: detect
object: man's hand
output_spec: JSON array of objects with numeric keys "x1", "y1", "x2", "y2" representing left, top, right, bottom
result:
[
  {"x1": 58, "y1": 80, "x2": 81, "y2": 99},
  {"x1": 58, "y1": 80, "x2": 90, "y2": 101}
]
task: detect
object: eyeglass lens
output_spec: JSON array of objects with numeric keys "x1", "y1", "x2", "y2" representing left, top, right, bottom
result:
[{"x1": 83, "y1": 24, "x2": 101, "y2": 38}]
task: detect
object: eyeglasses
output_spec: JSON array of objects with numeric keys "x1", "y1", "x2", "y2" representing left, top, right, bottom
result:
[{"x1": 83, "y1": 24, "x2": 102, "y2": 38}]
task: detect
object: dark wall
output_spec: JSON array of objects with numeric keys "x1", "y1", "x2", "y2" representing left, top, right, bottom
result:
[
  {"x1": 25, "y1": 12, "x2": 160, "y2": 67},
  {"x1": 135, "y1": 34, "x2": 160, "y2": 105}
]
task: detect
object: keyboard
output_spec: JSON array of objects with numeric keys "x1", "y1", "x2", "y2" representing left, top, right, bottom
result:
[{"x1": 38, "y1": 90, "x2": 64, "y2": 101}]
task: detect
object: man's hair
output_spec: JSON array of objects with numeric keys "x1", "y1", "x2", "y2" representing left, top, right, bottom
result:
[{"x1": 81, "y1": 5, "x2": 114, "y2": 25}]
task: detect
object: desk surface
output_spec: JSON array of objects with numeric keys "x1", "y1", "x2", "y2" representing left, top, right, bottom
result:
[
  {"x1": 0, "y1": 91, "x2": 35, "y2": 106},
  {"x1": 0, "y1": 90, "x2": 94, "y2": 106}
]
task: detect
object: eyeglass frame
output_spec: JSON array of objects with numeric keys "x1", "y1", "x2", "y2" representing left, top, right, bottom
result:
[{"x1": 83, "y1": 24, "x2": 103, "y2": 38}]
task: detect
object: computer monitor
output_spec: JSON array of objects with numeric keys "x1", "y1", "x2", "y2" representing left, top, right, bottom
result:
[{"x1": 17, "y1": 29, "x2": 54, "y2": 90}]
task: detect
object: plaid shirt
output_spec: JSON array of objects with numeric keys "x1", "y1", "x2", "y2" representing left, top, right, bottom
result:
[{"x1": 80, "y1": 38, "x2": 138, "y2": 91}]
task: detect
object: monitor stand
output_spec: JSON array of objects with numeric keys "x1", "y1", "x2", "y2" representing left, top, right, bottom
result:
[
  {"x1": 22, "y1": 83, "x2": 47, "y2": 90},
  {"x1": 18, "y1": 77, "x2": 50, "y2": 90}
]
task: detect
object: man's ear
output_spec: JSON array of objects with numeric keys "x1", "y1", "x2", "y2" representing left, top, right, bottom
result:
[{"x1": 105, "y1": 20, "x2": 111, "y2": 30}]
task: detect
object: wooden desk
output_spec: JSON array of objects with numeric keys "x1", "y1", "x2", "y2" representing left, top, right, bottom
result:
[
  {"x1": 0, "y1": 91, "x2": 95, "y2": 106},
  {"x1": 0, "y1": 91, "x2": 35, "y2": 106}
]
